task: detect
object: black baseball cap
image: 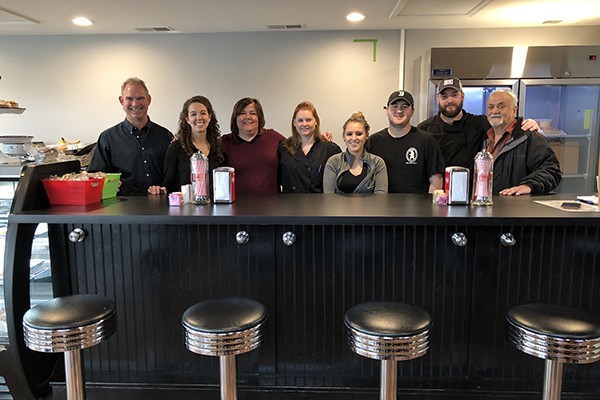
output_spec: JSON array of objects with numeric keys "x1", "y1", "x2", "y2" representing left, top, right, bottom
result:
[
  {"x1": 437, "y1": 78, "x2": 463, "y2": 94},
  {"x1": 386, "y1": 90, "x2": 414, "y2": 107}
]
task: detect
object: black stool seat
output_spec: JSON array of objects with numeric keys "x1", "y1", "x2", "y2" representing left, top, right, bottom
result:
[
  {"x1": 507, "y1": 303, "x2": 600, "y2": 364},
  {"x1": 345, "y1": 301, "x2": 432, "y2": 400},
  {"x1": 182, "y1": 297, "x2": 267, "y2": 400},
  {"x1": 345, "y1": 301, "x2": 431, "y2": 361},
  {"x1": 507, "y1": 303, "x2": 600, "y2": 400},
  {"x1": 183, "y1": 297, "x2": 267, "y2": 333},
  {"x1": 508, "y1": 303, "x2": 600, "y2": 340},
  {"x1": 23, "y1": 294, "x2": 116, "y2": 353},
  {"x1": 23, "y1": 294, "x2": 116, "y2": 400},
  {"x1": 345, "y1": 301, "x2": 431, "y2": 337}
]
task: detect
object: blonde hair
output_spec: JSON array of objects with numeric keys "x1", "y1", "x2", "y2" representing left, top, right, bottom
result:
[{"x1": 343, "y1": 111, "x2": 370, "y2": 134}]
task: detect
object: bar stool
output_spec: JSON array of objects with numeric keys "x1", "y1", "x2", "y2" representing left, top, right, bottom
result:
[
  {"x1": 182, "y1": 297, "x2": 267, "y2": 400},
  {"x1": 506, "y1": 303, "x2": 600, "y2": 400},
  {"x1": 344, "y1": 301, "x2": 432, "y2": 400},
  {"x1": 23, "y1": 294, "x2": 117, "y2": 400}
]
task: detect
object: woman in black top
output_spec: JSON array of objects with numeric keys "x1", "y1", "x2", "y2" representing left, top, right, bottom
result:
[
  {"x1": 148, "y1": 95, "x2": 224, "y2": 194},
  {"x1": 278, "y1": 101, "x2": 341, "y2": 193}
]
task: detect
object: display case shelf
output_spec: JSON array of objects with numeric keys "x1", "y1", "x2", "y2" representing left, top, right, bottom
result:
[{"x1": 0, "y1": 108, "x2": 25, "y2": 115}]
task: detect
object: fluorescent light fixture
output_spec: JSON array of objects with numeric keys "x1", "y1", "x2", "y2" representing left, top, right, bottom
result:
[
  {"x1": 511, "y1": 46, "x2": 528, "y2": 78},
  {"x1": 346, "y1": 12, "x2": 366, "y2": 22},
  {"x1": 72, "y1": 17, "x2": 93, "y2": 26}
]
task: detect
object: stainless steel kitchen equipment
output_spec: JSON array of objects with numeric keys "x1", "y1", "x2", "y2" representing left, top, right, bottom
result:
[{"x1": 0, "y1": 135, "x2": 33, "y2": 157}]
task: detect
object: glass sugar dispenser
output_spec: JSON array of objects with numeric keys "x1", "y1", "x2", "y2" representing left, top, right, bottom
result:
[
  {"x1": 190, "y1": 151, "x2": 210, "y2": 205},
  {"x1": 471, "y1": 149, "x2": 493, "y2": 206}
]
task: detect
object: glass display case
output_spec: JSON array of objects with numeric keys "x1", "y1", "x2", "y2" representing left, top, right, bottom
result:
[
  {"x1": 520, "y1": 78, "x2": 600, "y2": 194},
  {"x1": 0, "y1": 179, "x2": 52, "y2": 345}
]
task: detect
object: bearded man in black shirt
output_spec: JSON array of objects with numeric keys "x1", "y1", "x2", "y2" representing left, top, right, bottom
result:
[{"x1": 417, "y1": 77, "x2": 539, "y2": 172}]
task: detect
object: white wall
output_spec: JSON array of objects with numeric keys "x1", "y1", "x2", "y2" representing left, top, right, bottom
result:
[
  {"x1": 1, "y1": 25, "x2": 599, "y2": 147},
  {"x1": 0, "y1": 31, "x2": 401, "y2": 148}
]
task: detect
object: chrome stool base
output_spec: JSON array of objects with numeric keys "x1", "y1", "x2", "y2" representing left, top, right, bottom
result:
[
  {"x1": 23, "y1": 294, "x2": 116, "y2": 400},
  {"x1": 345, "y1": 301, "x2": 432, "y2": 400},
  {"x1": 507, "y1": 303, "x2": 600, "y2": 400},
  {"x1": 182, "y1": 297, "x2": 267, "y2": 400}
]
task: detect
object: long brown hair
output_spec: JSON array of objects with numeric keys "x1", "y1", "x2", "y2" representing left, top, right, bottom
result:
[
  {"x1": 283, "y1": 101, "x2": 323, "y2": 156},
  {"x1": 177, "y1": 96, "x2": 224, "y2": 163}
]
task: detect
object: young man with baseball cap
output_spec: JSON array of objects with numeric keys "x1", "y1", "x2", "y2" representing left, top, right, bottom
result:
[
  {"x1": 418, "y1": 77, "x2": 539, "y2": 172},
  {"x1": 367, "y1": 90, "x2": 445, "y2": 193}
]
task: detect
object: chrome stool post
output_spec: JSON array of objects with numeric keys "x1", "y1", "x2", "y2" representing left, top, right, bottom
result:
[
  {"x1": 182, "y1": 297, "x2": 267, "y2": 400},
  {"x1": 344, "y1": 301, "x2": 432, "y2": 400},
  {"x1": 23, "y1": 294, "x2": 117, "y2": 400},
  {"x1": 507, "y1": 303, "x2": 600, "y2": 400}
]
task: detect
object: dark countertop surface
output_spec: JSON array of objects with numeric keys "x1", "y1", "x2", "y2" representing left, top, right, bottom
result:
[{"x1": 8, "y1": 193, "x2": 600, "y2": 226}]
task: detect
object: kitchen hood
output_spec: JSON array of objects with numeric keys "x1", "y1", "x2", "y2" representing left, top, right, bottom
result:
[{"x1": 430, "y1": 45, "x2": 600, "y2": 79}]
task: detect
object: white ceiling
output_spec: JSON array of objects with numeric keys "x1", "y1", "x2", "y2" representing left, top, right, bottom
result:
[{"x1": 0, "y1": 0, "x2": 599, "y2": 35}]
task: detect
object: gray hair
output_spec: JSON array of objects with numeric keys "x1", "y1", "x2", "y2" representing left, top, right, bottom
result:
[{"x1": 490, "y1": 89, "x2": 518, "y2": 108}]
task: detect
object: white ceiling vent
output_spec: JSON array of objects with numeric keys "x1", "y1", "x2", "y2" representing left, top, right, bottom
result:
[
  {"x1": 134, "y1": 26, "x2": 176, "y2": 32},
  {"x1": 267, "y1": 24, "x2": 304, "y2": 30},
  {"x1": 389, "y1": 0, "x2": 493, "y2": 18}
]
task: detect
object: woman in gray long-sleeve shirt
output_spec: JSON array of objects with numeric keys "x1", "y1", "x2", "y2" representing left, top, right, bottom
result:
[{"x1": 323, "y1": 111, "x2": 388, "y2": 194}]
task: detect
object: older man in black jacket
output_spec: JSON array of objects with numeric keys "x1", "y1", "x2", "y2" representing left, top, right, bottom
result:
[
  {"x1": 483, "y1": 89, "x2": 561, "y2": 195},
  {"x1": 418, "y1": 77, "x2": 540, "y2": 172}
]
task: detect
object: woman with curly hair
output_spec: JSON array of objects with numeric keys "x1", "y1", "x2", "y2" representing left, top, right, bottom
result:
[{"x1": 148, "y1": 95, "x2": 224, "y2": 194}]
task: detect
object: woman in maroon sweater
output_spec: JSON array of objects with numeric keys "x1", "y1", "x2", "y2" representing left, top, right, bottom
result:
[{"x1": 221, "y1": 98, "x2": 285, "y2": 195}]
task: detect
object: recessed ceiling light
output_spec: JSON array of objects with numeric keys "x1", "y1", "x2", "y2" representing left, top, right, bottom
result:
[
  {"x1": 346, "y1": 12, "x2": 366, "y2": 22},
  {"x1": 72, "y1": 17, "x2": 93, "y2": 27}
]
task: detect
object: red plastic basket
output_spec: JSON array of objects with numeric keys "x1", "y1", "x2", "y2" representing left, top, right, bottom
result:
[{"x1": 42, "y1": 177, "x2": 105, "y2": 205}]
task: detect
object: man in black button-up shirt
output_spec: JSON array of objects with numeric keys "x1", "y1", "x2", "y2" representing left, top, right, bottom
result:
[{"x1": 88, "y1": 77, "x2": 173, "y2": 195}]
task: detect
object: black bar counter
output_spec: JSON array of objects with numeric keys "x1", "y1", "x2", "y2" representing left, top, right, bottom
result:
[
  {"x1": 10, "y1": 189, "x2": 600, "y2": 225},
  {"x1": 3, "y1": 164, "x2": 600, "y2": 400}
]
